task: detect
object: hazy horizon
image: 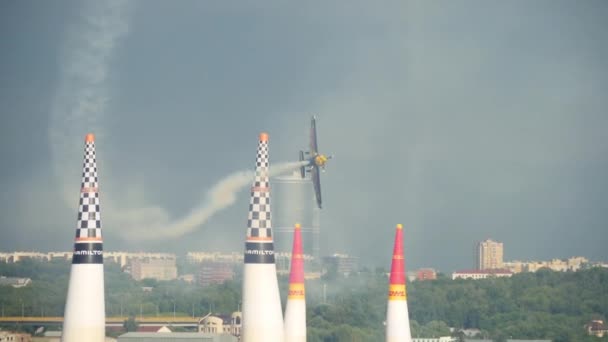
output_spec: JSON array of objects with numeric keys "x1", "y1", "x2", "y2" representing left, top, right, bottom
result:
[{"x1": 1, "y1": 1, "x2": 607, "y2": 272}]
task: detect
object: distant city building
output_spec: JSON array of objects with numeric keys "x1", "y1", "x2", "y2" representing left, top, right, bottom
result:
[
  {"x1": 476, "y1": 239, "x2": 504, "y2": 270},
  {"x1": 106, "y1": 252, "x2": 176, "y2": 269},
  {"x1": 504, "y1": 256, "x2": 589, "y2": 273},
  {"x1": 187, "y1": 252, "x2": 243, "y2": 265},
  {"x1": 503, "y1": 261, "x2": 525, "y2": 274},
  {"x1": 566, "y1": 256, "x2": 588, "y2": 270},
  {"x1": 130, "y1": 258, "x2": 177, "y2": 281},
  {"x1": 322, "y1": 254, "x2": 358, "y2": 276},
  {"x1": 452, "y1": 269, "x2": 513, "y2": 280},
  {"x1": 0, "y1": 251, "x2": 178, "y2": 268},
  {"x1": 527, "y1": 259, "x2": 568, "y2": 272},
  {"x1": 47, "y1": 252, "x2": 72, "y2": 261},
  {"x1": 198, "y1": 261, "x2": 235, "y2": 287},
  {"x1": 0, "y1": 252, "x2": 47, "y2": 263},
  {"x1": 416, "y1": 268, "x2": 437, "y2": 281},
  {"x1": 0, "y1": 276, "x2": 32, "y2": 288},
  {"x1": 274, "y1": 252, "x2": 320, "y2": 279}
]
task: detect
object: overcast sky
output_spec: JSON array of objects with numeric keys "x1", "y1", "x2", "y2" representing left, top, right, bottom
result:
[{"x1": 1, "y1": 1, "x2": 607, "y2": 272}]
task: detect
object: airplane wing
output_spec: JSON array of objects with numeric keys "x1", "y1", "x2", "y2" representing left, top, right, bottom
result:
[
  {"x1": 310, "y1": 116, "x2": 318, "y2": 154},
  {"x1": 311, "y1": 165, "x2": 322, "y2": 209}
]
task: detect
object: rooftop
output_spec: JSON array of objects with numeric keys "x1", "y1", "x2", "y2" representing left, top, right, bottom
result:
[
  {"x1": 453, "y1": 269, "x2": 512, "y2": 275},
  {"x1": 118, "y1": 332, "x2": 237, "y2": 341}
]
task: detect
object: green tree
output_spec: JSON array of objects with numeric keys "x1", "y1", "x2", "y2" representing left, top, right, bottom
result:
[{"x1": 123, "y1": 316, "x2": 138, "y2": 332}]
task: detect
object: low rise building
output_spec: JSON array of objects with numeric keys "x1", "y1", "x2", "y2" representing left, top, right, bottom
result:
[
  {"x1": 275, "y1": 252, "x2": 319, "y2": 278},
  {"x1": 198, "y1": 262, "x2": 234, "y2": 287},
  {"x1": 0, "y1": 276, "x2": 32, "y2": 288},
  {"x1": 1, "y1": 251, "x2": 178, "y2": 269},
  {"x1": 0, "y1": 252, "x2": 47, "y2": 263},
  {"x1": 199, "y1": 315, "x2": 229, "y2": 335},
  {"x1": 0, "y1": 331, "x2": 32, "y2": 342},
  {"x1": 178, "y1": 274, "x2": 196, "y2": 284},
  {"x1": 566, "y1": 256, "x2": 588, "y2": 271},
  {"x1": 187, "y1": 252, "x2": 243, "y2": 264},
  {"x1": 47, "y1": 252, "x2": 71, "y2": 261},
  {"x1": 117, "y1": 332, "x2": 236, "y2": 342},
  {"x1": 106, "y1": 252, "x2": 176, "y2": 269},
  {"x1": 416, "y1": 268, "x2": 437, "y2": 281},
  {"x1": 130, "y1": 258, "x2": 177, "y2": 281},
  {"x1": 503, "y1": 261, "x2": 525, "y2": 274},
  {"x1": 452, "y1": 269, "x2": 513, "y2": 280},
  {"x1": 322, "y1": 254, "x2": 358, "y2": 276},
  {"x1": 36, "y1": 331, "x2": 62, "y2": 342},
  {"x1": 586, "y1": 320, "x2": 608, "y2": 337},
  {"x1": 505, "y1": 257, "x2": 589, "y2": 273},
  {"x1": 198, "y1": 311, "x2": 241, "y2": 338}
]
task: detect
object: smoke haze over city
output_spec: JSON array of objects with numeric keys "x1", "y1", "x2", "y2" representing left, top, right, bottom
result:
[{"x1": 1, "y1": 1, "x2": 607, "y2": 272}]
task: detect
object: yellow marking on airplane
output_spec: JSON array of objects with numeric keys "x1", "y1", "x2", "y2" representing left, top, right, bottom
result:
[{"x1": 314, "y1": 154, "x2": 328, "y2": 166}]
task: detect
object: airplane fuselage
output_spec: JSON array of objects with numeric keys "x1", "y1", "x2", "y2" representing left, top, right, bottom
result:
[{"x1": 299, "y1": 116, "x2": 331, "y2": 209}]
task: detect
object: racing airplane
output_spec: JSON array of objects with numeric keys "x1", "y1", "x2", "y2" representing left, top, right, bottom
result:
[{"x1": 299, "y1": 116, "x2": 332, "y2": 209}]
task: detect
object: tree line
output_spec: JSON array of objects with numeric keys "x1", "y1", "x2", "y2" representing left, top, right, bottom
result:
[{"x1": 1, "y1": 259, "x2": 607, "y2": 341}]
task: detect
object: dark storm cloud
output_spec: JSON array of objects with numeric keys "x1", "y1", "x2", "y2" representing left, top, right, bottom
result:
[{"x1": 1, "y1": 1, "x2": 607, "y2": 271}]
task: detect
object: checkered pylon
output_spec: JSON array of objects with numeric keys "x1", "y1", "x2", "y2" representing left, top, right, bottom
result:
[
  {"x1": 246, "y1": 134, "x2": 272, "y2": 240},
  {"x1": 75, "y1": 134, "x2": 102, "y2": 241}
]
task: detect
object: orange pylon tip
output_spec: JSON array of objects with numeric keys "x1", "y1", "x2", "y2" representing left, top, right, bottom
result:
[
  {"x1": 259, "y1": 132, "x2": 269, "y2": 142},
  {"x1": 294, "y1": 223, "x2": 301, "y2": 230},
  {"x1": 85, "y1": 133, "x2": 95, "y2": 142},
  {"x1": 396, "y1": 224, "x2": 403, "y2": 230}
]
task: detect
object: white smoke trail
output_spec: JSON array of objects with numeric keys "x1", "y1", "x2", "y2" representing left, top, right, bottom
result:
[
  {"x1": 49, "y1": 0, "x2": 132, "y2": 204},
  {"x1": 120, "y1": 161, "x2": 309, "y2": 240},
  {"x1": 48, "y1": 1, "x2": 307, "y2": 240}
]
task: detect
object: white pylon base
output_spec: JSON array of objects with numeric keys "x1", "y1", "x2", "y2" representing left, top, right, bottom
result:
[
  {"x1": 284, "y1": 299, "x2": 306, "y2": 342},
  {"x1": 386, "y1": 300, "x2": 412, "y2": 342},
  {"x1": 62, "y1": 264, "x2": 105, "y2": 342},
  {"x1": 242, "y1": 264, "x2": 284, "y2": 342}
]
